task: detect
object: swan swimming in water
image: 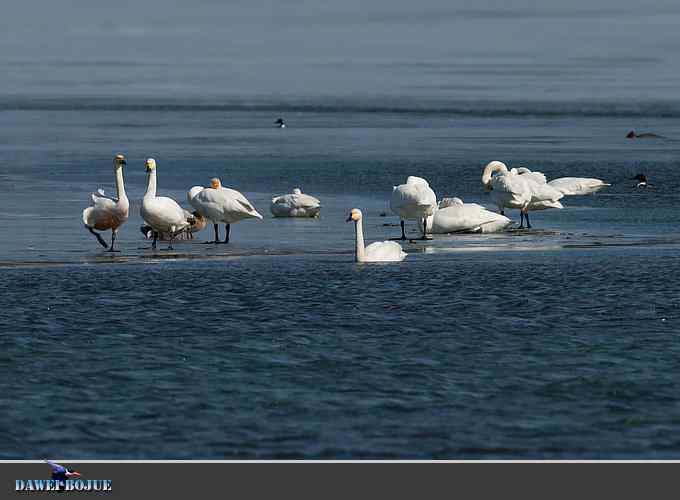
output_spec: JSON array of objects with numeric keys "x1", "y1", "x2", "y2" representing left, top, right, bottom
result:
[
  {"x1": 140, "y1": 158, "x2": 194, "y2": 250},
  {"x1": 270, "y1": 188, "x2": 321, "y2": 217},
  {"x1": 188, "y1": 178, "x2": 262, "y2": 243},
  {"x1": 422, "y1": 197, "x2": 512, "y2": 234},
  {"x1": 390, "y1": 176, "x2": 437, "y2": 240},
  {"x1": 347, "y1": 208, "x2": 406, "y2": 263},
  {"x1": 82, "y1": 153, "x2": 129, "y2": 252}
]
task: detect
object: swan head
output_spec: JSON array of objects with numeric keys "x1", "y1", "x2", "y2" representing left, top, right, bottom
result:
[
  {"x1": 292, "y1": 188, "x2": 302, "y2": 195},
  {"x1": 346, "y1": 208, "x2": 363, "y2": 223},
  {"x1": 626, "y1": 130, "x2": 636, "y2": 138},
  {"x1": 210, "y1": 178, "x2": 222, "y2": 189},
  {"x1": 114, "y1": 153, "x2": 126, "y2": 169},
  {"x1": 145, "y1": 158, "x2": 156, "y2": 172},
  {"x1": 482, "y1": 161, "x2": 508, "y2": 190}
]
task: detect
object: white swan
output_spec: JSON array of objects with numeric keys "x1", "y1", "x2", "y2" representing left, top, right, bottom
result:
[
  {"x1": 422, "y1": 197, "x2": 512, "y2": 234},
  {"x1": 140, "y1": 158, "x2": 194, "y2": 249},
  {"x1": 481, "y1": 161, "x2": 562, "y2": 228},
  {"x1": 270, "y1": 188, "x2": 321, "y2": 217},
  {"x1": 547, "y1": 177, "x2": 611, "y2": 195},
  {"x1": 390, "y1": 176, "x2": 437, "y2": 240},
  {"x1": 346, "y1": 208, "x2": 406, "y2": 263},
  {"x1": 187, "y1": 178, "x2": 262, "y2": 243},
  {"x1": 82, "y1": 153, "x2": 129, "y2": 252},
  {"x1": 515, "y1": 167, "x2": 609, "y2": 196},
  {"x1": 513, "y1": 167, "x2": 564, "y2": 227}
]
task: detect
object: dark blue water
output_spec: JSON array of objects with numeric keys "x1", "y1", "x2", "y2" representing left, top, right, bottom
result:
[{"x1": 2, "y1": 0, "x2": 680, "y2": 459}]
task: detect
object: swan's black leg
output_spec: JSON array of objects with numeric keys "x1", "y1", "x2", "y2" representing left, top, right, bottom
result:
[
  {"x1": 526, "y1": 212, "x2": 532, "y2": 229},
  {"x1": 222, "y1": 224, "x2": 230, "y2": 244},
  {"x1": 107, "y1": 230, "x2": 120, "y2": 252},
  {"x1": 519, "y1": 212, "x2": 525, "y2": 229},
  {"x1": 152, "y1": 231, "x2": 158, "y2": 249},
  {"x1": 87, "y1": 226, "x2": 109, "y2": 249},
  {"x1": 419, "y1": 217, "x2": 431, "y2": 240},
  {"x1": 500, "y1": 209, "x2": 505, "y2": 216},
  {"x1": 168, "y1": 235, "x2": 174, "y2": 251},
  {"x1": 391, "y1": 220, "x2": 407, "y2": 241}
]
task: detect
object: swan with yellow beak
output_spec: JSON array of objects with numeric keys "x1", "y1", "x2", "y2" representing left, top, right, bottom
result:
[{"x1": 140, "y1": 158, "x2": 194, "y2": 249}]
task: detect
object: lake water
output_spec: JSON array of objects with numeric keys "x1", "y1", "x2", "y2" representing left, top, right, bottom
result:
[{"x1": 1, "y1": 0, "x2": 680, "y2": 459}]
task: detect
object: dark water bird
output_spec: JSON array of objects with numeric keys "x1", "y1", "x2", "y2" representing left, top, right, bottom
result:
[
  {"x1": 626, "y1": 130, "x2": 663, "y2": 139},
  {"x1": 632, "y1": 173, "x2": 651, "y2": 188},
  {"x1": 274, "y1": 118, "x2": 286, "y2": 128}
]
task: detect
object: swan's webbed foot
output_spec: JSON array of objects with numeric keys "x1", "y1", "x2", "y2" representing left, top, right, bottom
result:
[{"x1": 87, "y1": 227, "x2": 109, "y2": 249}]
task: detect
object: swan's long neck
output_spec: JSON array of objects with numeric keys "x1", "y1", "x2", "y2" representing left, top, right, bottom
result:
[
  {"x1": 354, "y1": 218, "x2": 366, "y2": 263},
  {"x1": 482, "y1": 161, "x2": 509, "y2": 186},
  {"x1": 115, "y1": 167, "x2": 127, "y2": 201},
  {"x1": 145, "y1": 169, "x2": 157, "y2": 198}
]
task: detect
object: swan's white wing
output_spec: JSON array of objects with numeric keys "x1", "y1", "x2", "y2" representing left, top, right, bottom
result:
[
  {"x1": 520, "y1": 170, "x2": 548, "y2": 184},
  {"x1": 548, "y1": 177, "x2": 610, "y2": 195},
  {"x1": 194, "y1": 188, "x2": 262, "y2": 222},
  {"x1": 364, "y1": 241, "x2": 407, "y2": 262},
  {"x1": 141, "y1": 196, "x2": 190, "y2": 232},
  {"x1": 405, "y1": 176, "x2": 430, "y2": 187},
  {"x1": 429, "y1": 203, "x2": 511, "y2": 233},
  {"x1": 92, "y1": 188, "x2": 117, "y2": 204},
  {"x1": 527, "y1": 179, "x2": 564, "y2": 204},
  {"x1": 391, "y1": 182, "x2": 437, "y2": 218}
]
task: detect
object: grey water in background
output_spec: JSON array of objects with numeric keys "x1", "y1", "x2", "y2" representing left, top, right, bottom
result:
[{"x1": 1, "y1": 0, "x2": 680, "y2": 458}]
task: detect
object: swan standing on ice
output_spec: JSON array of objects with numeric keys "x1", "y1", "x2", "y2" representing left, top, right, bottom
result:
[
  {"x1": 188, "y1": 178, "x2": 262, "y2": 243},
  {"x1": 481, "y1": 161, "x2": 562, "y2": 229},
  {"x1": 270, "y1": 188, "x2": 321, "y2": 217},
  {"x1": 82, "y1": 153, "x2": 129, "y2": 252},
  {"x1": 513, "y1": 167, "x2": 564, "y2": 228},
  {"x1": 422, "y1": 197, "x2": 511, "y2": 234},
  {"x1": 141, "y1": 158, "x2": 194, "y2": 250},
  {"x1": 390, "y1": 176, "x2": 437, "y2": 240},
  {"x1": 347, "y1": 209, "x2": 406, "y2": 263}
]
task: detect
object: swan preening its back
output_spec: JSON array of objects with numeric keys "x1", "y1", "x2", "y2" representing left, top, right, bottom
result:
[
  {"x1": 140, "y1": 158, "x2": 195, "y2": 249},
  {"x1": 347, "y1": 208, "x2": 406, "y2": 263},
  {"x1": 270, "y1": 188, "x2": 321, "y2": 217},
  {"x1": 187, "y1": 177, "x2": 262, "y2": 243},
  {"x1": 390, "y1": 176, "x2": 437, "y2": 239},
  {"x1": 481, "y1": 161, "x2": 563, "y2": 228},
  {"x1": 82, "y1": 154, "x2": 130, "y2": 251}
]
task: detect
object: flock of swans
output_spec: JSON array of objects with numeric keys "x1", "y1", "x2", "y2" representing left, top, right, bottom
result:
[{"x1": 82, "y1": 155, "x2": 610, "y2": 263}]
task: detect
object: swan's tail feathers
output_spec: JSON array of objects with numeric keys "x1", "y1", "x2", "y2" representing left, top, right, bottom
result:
[
  {"x1": 86, "y1": 226, "x2": 109, "y2": 249},
  {"x1": 82, "y1": 207, "x2": 93, "y2": 227}
]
